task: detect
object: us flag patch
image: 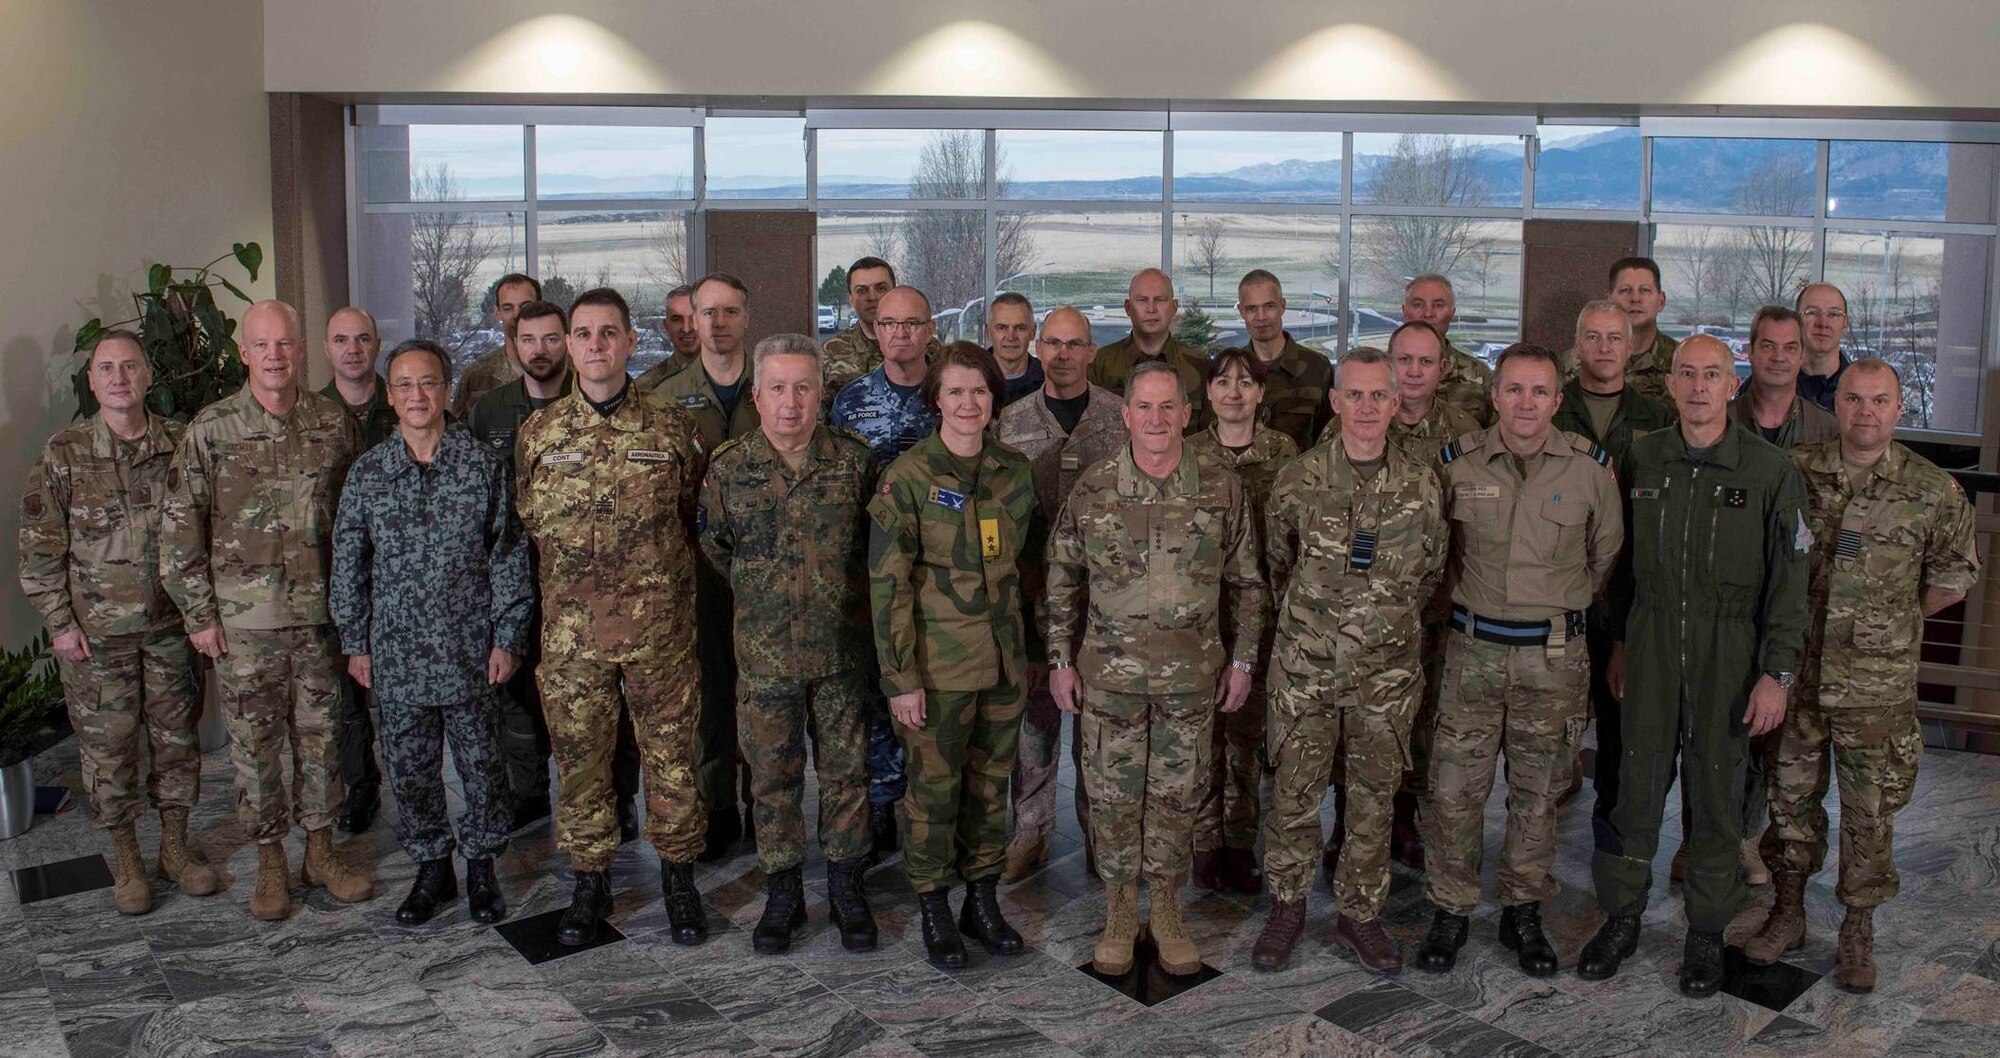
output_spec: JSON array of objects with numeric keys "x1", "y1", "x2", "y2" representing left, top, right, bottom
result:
[{"x1": 1835, "y1": 528, "x2": 1863, "y2": 559}]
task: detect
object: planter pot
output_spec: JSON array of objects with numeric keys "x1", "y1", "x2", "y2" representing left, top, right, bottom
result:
[{"x1": 0, "y1": 758, "x2": 31, "y2": 840}]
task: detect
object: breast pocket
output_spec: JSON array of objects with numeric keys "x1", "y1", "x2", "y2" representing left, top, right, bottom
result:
[
  {"x1": 1540, "y1": 497, "x2": 1589, "y2": 564},
  {"x1": 917, "y1": 506, "x2": 966, "y2": 569},
  {"x1": 68, "y1": 460, "x2": 128, "y2": 539},
  {"x1": 1180, "y1": 502, "x2": 1229, "y2": 584}
]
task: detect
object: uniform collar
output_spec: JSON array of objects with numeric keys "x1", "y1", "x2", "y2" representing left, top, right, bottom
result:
[
  {"x1": 320, "y1": 374, "x2": 388, "y2": 414},
  {"x1": 1324, "y1": 435, "x2": 1408, "y2": 489},
  {"x1": 1469, "y1": 424, "x2": 1571, "y2": 462},
  {"x1": 1116, "y1": 442, "x2": 1199, "y2": 498},
  {"x1": 554, "y1": 384, "x2": 644, "y2": 433},
  {"x1": 1260, "y1": 333, "x2": 1312, "y2": 379},
  {"x1": 1806, "y1": 437, "x2": 1906, "y2": 486},
  {"x1": 232, "y1": 383, "x2": 318, "y2": 426},
  {"x1": 1670, "y1": 419, "x2": 1749, "y2": 469},
  {"x1": 379, "y1": 423, "x2": 475, "y2": 478},
  {"x1": 740, "y1": 425, "x2": 841, "y2": 472},
  {"x1": 88, "y1": 412, "x2": 176, "y2": 461},
  {"x1": 1200, "y1": 421, "x2": 1285, "y2": 463}
]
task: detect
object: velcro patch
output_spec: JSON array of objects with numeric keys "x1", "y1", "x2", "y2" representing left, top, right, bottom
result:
[
  {"x1": 928, "y1": 486, "x2": 966, "y2": 512},
  {"x1": 1630, "y1": 487, "x2": 1660, "y2": 499},
  {"x1": 540, "y1": 451, "x2": 585, "y2": 466},
  {"x1": 1721, "y1": 487, "x2": 1748, "y2": 509},
  {"x1": 627, "y1": 450, "x2": 674, "y2": 464},
  {"x1": 1835, "y1": 527, "x2": 1863, "y2": 559},
  {"x1": 1350, "y1": 529, "x2": 1378, "y2": 571},
  {"x1": 680, "y1": 395, "x2": 707, "y2": 408}
]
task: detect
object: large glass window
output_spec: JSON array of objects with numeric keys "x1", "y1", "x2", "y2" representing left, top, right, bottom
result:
[
  {"x1": 356, "y1": 210, "x2": 526, "y2": 370},
  {"x1": 1828, "y1": 141, "x2": 1997, "y2": 224},
  {"x1": 816, "y1": 210, "x2": 988, "y2": 340},
  {"x1": 705, "y1": 116, "x2": 806, "y2": 198},
  {"x1": 1171, "y1": 213, "x2": 1340, "y2": 349},
  {"x1": 1651, "y1": 221, "x2": 1814, "y2": 353},
  {"x1": 996, "y1": 212, "x2": 1162, "y2": 346},
  {"x1": 1349, "y1": 218, "x2": 1523, "y2": 357},
  {"x1": 1651, "y1": 138, "x2": 1817, "y2": 215},
  {"x1": 1172, "y1": 132, "x2": 1341, "y2": 203},
  {"x1": 360, "y1": 125, "x2": 524, "y2": 203},
  {"x1": 1825, "y1": 230, "x2": 1989, "y2": 432},
  {"x1": 817, "y1": 129, "x2": 982, "y2": 199},
  {"x1": 1353, "y1": 133, "x2": 1525, "y2": 208},
  {"x1": 996, "y1": 131, "x2": 1163, "y2": 201},
  {"x1": 1535, "y1": 125, "x2": 1641, "y2": 211},
  {"x1": 535, "y1": 126, "x2": 693, "y2": 200}
]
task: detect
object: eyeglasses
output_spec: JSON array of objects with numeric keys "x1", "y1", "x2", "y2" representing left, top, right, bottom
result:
[
  {"x1": 876, "y1": 319, "x2": 932, "y2": 333},
  {"x1": 1036, "y1": 337, "x2": 1091, "y2": 353},
  {"x1": 1800, "y1": 308, "x2": 1848, "y2": 321},
  {"x1": 390, "y1": 379, "x2": 446, "y2": 394}
]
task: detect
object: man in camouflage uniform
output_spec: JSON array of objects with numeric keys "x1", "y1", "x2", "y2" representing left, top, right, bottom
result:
[
  {"x1": 832, "y1": 284, "x2": 942, "y2": 859},
  {"x1": 317, "y1": 306, "x2": 395, "y2": 835},
  {"x1": 1089, "y1": 268, "x2": 1211, "y2": 429},
  {"x1": 995, "y1": 307, "x2": 1126, "y2": 882},
  {"x1": 18, "y1": 330, "x2": 217, "y2": 916},
  {"x1": 330, "y1": 339, "x2": 533, "y2": 927},
  {"x1": 1732, "y1": 306, "x2": 1839, "y2": 450},
  {"x1": 822, "y1": 257, "x2": 940, "y2": 406},
  {"x1": 1400, "y1": 274, "x2": 1496, "y2": 426},
  {"x1": 633, "y1": 283, "x2": 701, "y2": 389},
  {"x1": 1045, "y1": 361, "x2": 1268, "y2": 978},
  {"x1": 514, "y1": 287, "x2": 713, "y2": 948},
  {"x1": 1252, "y1": 347, "x2": 1446, "y2": 974},
  {"x1": 1607, "y1": 257, "x2": 1679, "y2": 406},
  {"x1": 1413, "y1": 345, "x2": 1622, "y2": 977},
  {"x1": 1742, "y1": 359, "x2": 1978, "y2": 992},
  {"x1": 159, "y1": 299, "x2": 372, "y2": 921},
  {"x1": 449, "y1": 272, "x2": 542, "y2": 421},
  {"x1": 699, "y1": 333, "x2": 880, "y2": 956},
  {"x1": 1233, "y1": 269, "x2": 1333, "y2": 450}
]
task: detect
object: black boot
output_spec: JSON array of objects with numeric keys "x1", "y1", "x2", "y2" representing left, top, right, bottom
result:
[
  {"x1": 617, "y1": 798, "x2": 640, "y2": 844},
  {"x1": 556, "y1": 870, "x2": 612, "y2": 947},
  {"x1": 465, "y1": 858, "x2": 506, "y2": 924},
  {"x1": 751, "y1": 867, "x2": 806, "y2": 954},
  {"x1": 395, "y1": 858, "x2": 458, "y2": 925},
  {"x1": 699, "y1": 803, "x2": 742, "y2": 864},
  {"x1": 868, "y1": 803, "x2": 899, "y2": 864},
  {"x1": 1678, "y1": 928, "x2": 1725, "y2": 998},
  {"x1": 958, "y1": 876, "x2": 1023, "y2": 955},
  {"x1": 1577, "y1": 914, "x2": 1641, "y2": 980},
  {"x1": 661, "y1": 860, "x2": 709, "y2": 946},
  {"x1": 1414, "y1": 909, "x2": 1468, "y2": 973},
  {"x1": 1499, "y1": 902, "x2": 1559, "y2": 978},
  {"x1": 917, "y1": 888, "x2": 967, "y2": 969},
  {"x1": 826, "y1": 856, "x2": 879, "y2": 952},
  {"x1": 340, "y1": 786, "x2": 380, "y2": 835}
]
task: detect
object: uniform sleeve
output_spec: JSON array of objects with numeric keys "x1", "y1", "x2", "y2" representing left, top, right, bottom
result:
[
  {"x1": 329, "y1": 473, "x2": 372, "y2": 655},
  {"x1": 331, "y1": 413, "x2": 363, "y2": 501},
  {"x1": 1604, "y1": 448, "x2": 1638, "y2": 643},
  {"x1": 696, "y1": 462, "x2": 734, "y2": 580},
  {"x1": 1220, "y1": 480, "x2": 1270, "y2": 669},
  {"x1": 1756, "y1": 464, "x2": 1813, "y2": 674},
  {"x1": 513, "y1": 430, "x2": 540, "y2": 541},
  {"x1": 1016, "y1": 481, "x2": 1049, "y2": 666},
  {"x1": 1040, "y1": 483, "x2": 1088, "y2": 670},
  {"x1": 486, "y1": 458, "x2": 535, "y2": 656},
  {"x1": 158, "y1": 430, "x2": 220, "y2": 633},
  {"x1": 1415, "y1": 468, "x2": 1450, "y2": 598},
  {"x1": 1264, "y1": 474, "x2": 1300, "y2": 598},
  {"x1": 1922, "y1": 478, "x2": 1981, "y2": 596},
  {"x1": 17, "y1": 447, "x2": 78, "y2": 638},
  {"x1": 867, "y1": 479, "x2": 924, "y2": 697},
  {"x1": 1585, "y1": 462, "x2": 1625, "y2": 599},
  {"x1": 678, "y1": 417, "x2": 705, "y2": 554}
]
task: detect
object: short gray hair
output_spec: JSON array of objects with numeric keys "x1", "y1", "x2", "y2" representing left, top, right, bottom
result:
[
  {"x1": 1406, "y1": 273, "x2": 1454, "y2": 294},
  {"x1": 1125, "y1": 359, "x2": 1187, "y2": 404},
  {"x1": 1336, "y1": 345, "x2": 1392, "y2": 385},
  {"x1": 752, "y1": 332, "x2": 822, "y2": 375},
  {"x1": 1575, "y1": 299, "x2": 1631, "y2": 342}
]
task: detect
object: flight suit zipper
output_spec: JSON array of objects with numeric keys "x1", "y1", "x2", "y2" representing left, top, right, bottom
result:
[{"x1": 1680, "y1": 463, "x2": 1703, "y2": 675}]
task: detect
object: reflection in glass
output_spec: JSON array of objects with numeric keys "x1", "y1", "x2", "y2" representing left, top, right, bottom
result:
[
  {"x1": 1353, "y1": 133, "x2": 1524, "y2": 207},
  {"x1": 536, "y1": 126, "x2": 694, "y2": 200},
  {"x1": 1172, "y1": 132, "x2": 1341, "y2": 203},
  {"x1": 1651, "y1": 138, "x2": 1816, "y2": 215},
  {"x1": 1534, "y1": 125, "x2": 1640, "y2": 211},
  {"x1": 1826, "y1": 141, "x2": 1997, "y2": 224}
]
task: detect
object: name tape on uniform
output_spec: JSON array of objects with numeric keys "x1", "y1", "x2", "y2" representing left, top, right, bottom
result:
[
  {"x1": 1454, "y1": 484, "x2": 1501, "y2": 499},
  {"x1": 540, "y1": 451, "x2": 585, "y2": 466},
  {"x1": 627, "y1": 450, "x2": 674, "y2": 464}
]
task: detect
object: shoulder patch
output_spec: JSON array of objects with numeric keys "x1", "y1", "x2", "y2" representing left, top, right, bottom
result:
[
  {"x1": 1438, "y1": 440, "x2": 1461, "y2": 465},
  {"x1": 709, "y1": 436, "x2": 744, "y2": 459},
  {"x1": 1568, "y1": 433, "x2": 1611, "y2": 467}
]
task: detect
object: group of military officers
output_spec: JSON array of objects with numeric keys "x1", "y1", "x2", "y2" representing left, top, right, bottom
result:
[{"x1": 18, "y1": 250, "x2": 1975, "y2": 999}]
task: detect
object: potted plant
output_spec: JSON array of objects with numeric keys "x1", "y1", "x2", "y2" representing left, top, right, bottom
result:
[
  {"x1": 69, "y1": 242, "x2": 262, "y2": 421},
  {"x1": 0, "y1": 632, "x2": 63, "y2": 840}
]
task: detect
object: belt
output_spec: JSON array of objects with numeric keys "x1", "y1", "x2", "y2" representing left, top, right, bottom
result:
[{"x1": 1448, "y1": 606, "x2": 1584, "y2": 647}]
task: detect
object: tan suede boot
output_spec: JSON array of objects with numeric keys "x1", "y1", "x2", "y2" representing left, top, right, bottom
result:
[
  {"x1": 249, "y1": 841, "x2": 292, "y2": 921},
  {"x1": 999, "y1": 833, "x2": 1048, "y2": 885},
  {"x1": 1836, "y1": 906, "x2": 1877, "y2": 992},
  {"x1": 1093, "y1": 881, "x2": 1139, "y2": 975},
  {"x1": 157, "y1": 807, "x2": 219, "y2": 897},
  {"x1": 301, "y1": 828, "x2": 373, "y2": 903},
  {"x1": 1147, "y1": 874, "x2": 1201, "y2": 975},
  {"x1": 1742, "y1": 870, "x2": 1808, "y2": 965},
  {"x1": 108, "y1": 823, "x2": 152, "y2": 915}
]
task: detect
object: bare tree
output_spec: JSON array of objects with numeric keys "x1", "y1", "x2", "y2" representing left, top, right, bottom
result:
[
  {"x1": 897, "y1": 132, "x2": 1034, "y2": 336},
  {"x1": 1189, "y1": 217, "x2": 1228, "y2": 298},
  {"x1": 1668, "y1": 225, "x2": 1730, "y2": 326},
  {"x1": 409, "y1": 163, "x2": 496, "y2": 352},
  {"x1": 643, "y1": 214, "x2": 688, "y2": 296},
  {"x1": 1356, "y1": 134, "x2": 1493, "y2": 289},
  {"x1": 1726, "y1": 154, "x2": 1814, "y2": 307}
]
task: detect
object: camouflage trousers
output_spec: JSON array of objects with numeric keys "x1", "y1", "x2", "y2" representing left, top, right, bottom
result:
[
  {"x1": 1424, "y1": 634, "x2": 1589, "y2": 915},
  {"x1": 378, "y1": 694, "x2": 510, "y2": 862},
  {"x1": 539, "y1": 648, "x2": 705, "y2": 870},
  {"x1": 1082, "y1": 685, "x2": 1213, "y2": 886},
  {"x1": 738, "y1": 670, "x2": 870, "y2": 873},
  {"x1": 500, "y1": 652, "x2": 643, "y2": 809},
  {"x1": 1010, "y1": 688, "x2": 1088, "y2": 843},
  {"x1": 1762, "y1": 691, "x2": 1922, "y2": 908},
  {"x1": 55, "y1": 626, "x2": 201, "y2": 830},
  {"x1": 893, "y1": 682, "x2": 1024, "y2": 893},
  {"x1": 1194, "y1": 681, "x2": 1264, "y2": 853},
  {"x1": 214, "y1": 625, "x2": 345, "y2": 842},
  {"x1": 1264, "y1": 659, "x2": 1422, "y2": 918}
]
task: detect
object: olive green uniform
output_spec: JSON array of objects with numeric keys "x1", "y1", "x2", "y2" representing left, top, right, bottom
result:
[
  {"x1": 1729, "y1": 389, "x2": 1840, "y2": 451},
  {"x1": 1593, "y1": 421, "x2": 1810, "y2": 932},
  {"x1": 1240, "y1": 334, "x2": 1333, "y2": 451},
  {"x1": 633, "y1": 353, "x2": 693, "y2": 392},
  {"x1": 1088, "y1": 334, "x2": 1211, "y2": 429},
  {"x1": 450, "y1": 344, "x2": 519, "y2": 422}
]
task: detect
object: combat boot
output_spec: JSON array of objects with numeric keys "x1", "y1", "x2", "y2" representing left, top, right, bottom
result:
[
  {"x1": 1414, "y1": 909, "x2": 1468, "y2": 973},
  {"x1": 1000, "y1": 833, "x2": 1048, "y2": 884},
  {"x1": 301, "y1": 828, "x2": 373, "y2": 903},
  {"x1": 1577, "y1": 914, "x2": 1640, "y2": 980},
  {"x1": 1191, "y1": 849, "x2": 1224, "y2": 891},
  {"x1": 249, "y1": 841, "x2": 292, "y2": 921},
  {"x1": 396, "y1": 858, "x2": 458, "y2": 926},
  {"x1": 1332, "y1": 914, "x2": 1403, "y2": 973},
  {"x1": 1835, "y1": 906, "x2": 1876, "y2": 992},
  {"x1": 1499, "y1": 902, "x2": 1559, "y2": 977},
  {"x1": 1743, "y1": 870, "x2": 1808, "y2": 965},
  {"x1": 1678, "y1": 928, "x2": 1725, "y2": 997},
  {"x1": 1146, "y1": 874, "x2": 1201, "y2": 975},
  {"x1": 661, "y1": 860, "x2": 710, "y2": 946},
  {"x1": 465, "y1": 857, "x2": 506, "y2": 923},
  {"x1": 1252, "y1": 898, "x2": 1307, "y2": 971},
  {"x1": 108, "y1": 823, "x2": 152, "y2": 915},
  {"x1": 918, "y1": 888, "x2": 967, "y2": 969},
  {"x1": 752, "y1": 866, "x2": 806, "y2": 954},
  {"x1": 556, "y1": 870, "x2": 612, "y2": 946},
  {"x1": 1093, "y1": 881, "x2": 1139, "y2": 975},
  {"x1": 157, "y1": 807, "x2": 218, "y2": 897},
  {"x1": 868, "y1": 802, "x2": 899, "y2": 864},
  {"x1": 826, "y1": 856, "x2": 878, "y2": 952},
  {"x1": 959, "y1": 876, "x2": 1023, "y2": 955}
]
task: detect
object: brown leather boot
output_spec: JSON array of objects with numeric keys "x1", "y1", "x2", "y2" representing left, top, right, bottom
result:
[
  {"x1": 1093, "y1": 881, "x2": 1139, "y2": 975},
  {"x1": 1742, "y1": 870, "x2": 1808, "y2": 965},
  {"x1": 301, "y1": 828, "x2": 373, "y2": 903},
  {"x1": 1252, "y1": 898, "x2": 1307, "y2": 971},
  {"x1": 249, "y1": 841, "x2": 292, "y2": 921},
  {"x1": 1835, "y1": 906, "x2": 1876, "y2": 992},
  {"x1": 1147, "y1": 874, "x2": 1201, "y2": 975},
  {"x1": 108, "y1": 823, "x2": 152, "y2": 915},
  {"x1": 999, "y1": 833, "x2": 1048, "y2": 885},
  {"x1": 158, "y1": 807, "x2": 219, "y2": 897},
  {"x1": 1332, "y1": 913, "x2": 1403, "y2": 973}
]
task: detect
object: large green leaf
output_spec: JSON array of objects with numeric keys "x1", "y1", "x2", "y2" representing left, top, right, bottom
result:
[
  {"x1": 216, "y1": 276, "x2": 249, "y2": 303},
  {"x1": 72, "y1": 318, "x2": 103, "y2": 355},
  {"x1": 232, "y1": 242, "x2": 263, "y2": 283},
  {"x1": 147, "y1": 263, "x2": 171, "y2": 294}
]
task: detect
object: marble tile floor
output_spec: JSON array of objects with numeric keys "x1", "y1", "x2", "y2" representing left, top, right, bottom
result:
[{"x1": 2, "y1": 723, "x2": 1997, "y2": 1057}]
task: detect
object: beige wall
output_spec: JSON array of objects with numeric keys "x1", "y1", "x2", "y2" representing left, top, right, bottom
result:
[
  {"x1": 265, "y1": 0, "x2": 1994, "y2": 111},
  {"x1": 0, "y1": 0, "x2": 273, "y2": 646}
]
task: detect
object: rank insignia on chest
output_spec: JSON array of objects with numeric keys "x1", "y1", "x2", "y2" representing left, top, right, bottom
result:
[
  {"x1": 1349, "y1": 529, "x2": 1378, "y2": 571},
  {"x1": 980, "y1": 517, "x2": 1001, "y2": 558},
  {"x1": 1835, "y1": 527, "x2": 1862, "y2": 559},
  {"x1": 1060, "y1": 452, "x2": 1080, "y2": 472},
  {"x1": 680, "y1": 395, "x2": 707, "y2": 408},
  {"x1": 540, "y1": 451, "x2": 585, "y2": 467},
  {"x1": 489, "y1": 434, "x2": 510, "y2": 449},
  {"x1": 594, "y1": 494, "x2": 614, "y2": 516},
  {"x1": 928, "y1": 486, "x2": 967, "y2": 511},
  {"x1": 1720, "y1": 487, "x2": 1748, "y2": 508},
  {"x1": 627, "y1": 450, "x2": 673, "y2": 464}
]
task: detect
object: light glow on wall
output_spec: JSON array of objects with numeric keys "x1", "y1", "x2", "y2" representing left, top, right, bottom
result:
[
  {"x1": 863, "y1": 21, "x2": 1083, "y2": 97},
  {"x1": 442, "y1": 14, "x2": 668, "y2": 94},
  {"x1": 1684, "y1": 23, "x2": 1930, "y2": 107},
  {"x1": 1237, "y1": 23, "x2": 1462, "y2": 101}
]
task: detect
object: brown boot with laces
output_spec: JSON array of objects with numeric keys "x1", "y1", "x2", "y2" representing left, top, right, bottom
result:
[
  {"x1": 1742, "y1": 870, "x2": 1808, "y2": 965},
  {"x1": 301, "y1": 828, "x2": 373, "y2": 903},
  {"x1": 249, "y1": 841, "x2": 292, "y2": 921},
  {"x1": 108, "y1": 823, "x2": 152, "y2": 915},
  {"x1": 157, "y1": 807, "x2": 219, "y2": 897},
  {"x1": 1093, "y1": 881, "x2": 1140, "y2": 975},
  {"x1": 1332, "y1": 913, "x2": 1403, "y2": 973},
  {"x1": 1836, "y1": 906, "x2": 1877, "y2": 992},
  {"x1": 1147, "y1": 874, "x2": 1201, "y2": 975},
  {"x1": 1252, "y1": 898, "x2": 1307, "y2": 971}
]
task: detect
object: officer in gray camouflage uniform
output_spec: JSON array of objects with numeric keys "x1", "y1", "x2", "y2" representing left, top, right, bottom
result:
[{"x1": 331, "y1": 339, "x2": 533, "y2": 927}]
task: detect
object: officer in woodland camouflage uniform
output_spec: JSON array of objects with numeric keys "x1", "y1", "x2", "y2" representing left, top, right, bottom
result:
[
  {"x1": 513, "y1": 287, "x2": 712, "y2": 948},
  {"x1": 994, "y1": 306, "x2": 1126, "y2": 883},
  {"x1": 1252, "y1": 346, "x2": 1446, "y2": 974},
  {"x1": 449, "y1": 273, "x2": 542, "y2": 421},
  {"x1": 699, "y1": 333, "x2": 880, "y2": 957},
  {"x1": 1606, "y1": 258, "x2": 1679, "y2": 407},
  {"x1": 159, "y1": 299, "x2": 372, "y2": 921},
  {"x1": 1186, "y1": 347, "x2": 1296, "y2": 896},
  {"x1": 1232, "y1": 270, "x2": 1333, "y2": 450},
  {"x1": 1412, "y1": 345, "x2": 1621, "y2": 978},
  {"x1": 1089, "y1": 268, "x2": 1212, "y2": 429},
  {"x1": 18, "y1": 330, "x2": 216, "y2": 916},
  {"x1": 868, "y1": 343, "x2": 1043, "y2": 971},
  {"x1": 1046, "y1": 360, "x2": 1268, "y2": 978},
  {"x1": 331, "y1": 339, "x2": 532, "y2": 928},
  {"x1": 1400, "y1": 274, "x2": 1496, "y2": 426},
  {"x1": 1742, "y1": 359, "x2": 1978, "y2": 992}
]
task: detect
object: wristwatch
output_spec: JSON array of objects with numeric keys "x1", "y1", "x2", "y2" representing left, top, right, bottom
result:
[
  {"x1": 1230, "y1": 659, "x2": 1256, "y2": 675},
  {"x1": 1765, "y1": 671, "x2": 1796, "y2": 690},
  {"x1": 1047, "y1": 659, "x2": 1073, "y2": 671}
]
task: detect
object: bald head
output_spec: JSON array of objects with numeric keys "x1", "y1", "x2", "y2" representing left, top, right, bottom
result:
[
  {"x1": 245, "y1": 299, "x2": 304, "y2": 341},
  {"x1": 1672, "y1": 333, "x2": 1733, "y2": 374},
  {"x1": 325, "y1": 306, "x2": 381, "y2": 385},
  {"x1": 241, "y1": 299, "x2": 306, "y2": 399},
  {"x1": 1125, "y1": 268, "x2": 1179, "y2": 341}
]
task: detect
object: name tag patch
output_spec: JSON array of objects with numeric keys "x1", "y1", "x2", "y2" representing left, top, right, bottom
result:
[
  {"x1": 928, "y1": 486, "x2": 967, "y2": 512},
  {"x1": 540, "y1": 451, "x2": 585, "y2": 466},
  {"x1": 627, "y1": 450, "x2": 674, "y2": 464},
  {"x1": 1455, "y1": 485, "x2": 1501, "y2": 500},
  {"x1": 1630, "y1": 487, "x2": 1660, "y2": 499},
  {"x1": 980, "y1": 517, "x2": 1002, "y2": 558},
  {"x1": 679, "y1": 395, "x2": 707, "y2": 408}
]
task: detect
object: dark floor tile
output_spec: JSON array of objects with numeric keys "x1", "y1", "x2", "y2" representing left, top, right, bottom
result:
[
  {"x1": 903, "y1": 1004, "x2": 1072, "y2": 1057},
  {"x1": 494, "y1": 906, "x2": 627, "y2": 965},
  {"x1": 1315, "y1": 978, "x2": 1558, "y2": 1057},
  {"x1": 1076, "y1": 935, "x2": 1223, "y2": 1007},
  {"x1": 1721, "y1": 945, "x2": 1823, "y2": 1012},
  {"x1": 63, "y1": 1010, "x2": 153, "y2": 1058},
  {"x1": 11, "y1": 853, "x2": 113, "y2": 904}
]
